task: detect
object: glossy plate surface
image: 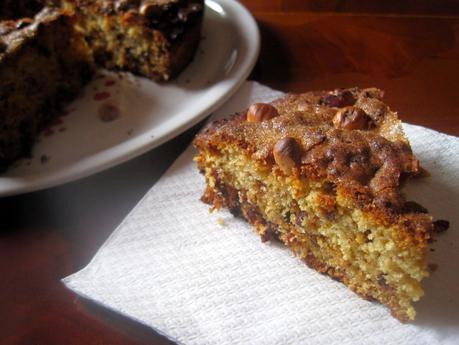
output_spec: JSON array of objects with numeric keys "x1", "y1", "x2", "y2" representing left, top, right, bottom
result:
[{"x1": 0, "y1": 0, "x2": 259, "y2": 196}]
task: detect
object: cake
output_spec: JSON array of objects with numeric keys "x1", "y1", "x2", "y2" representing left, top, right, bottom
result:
[
  {"x1": 0, "y1": 0, "x2": 44, "y2": 20},
  {"x1": 60, "y1": 0, "x2": 204, "y2": 81},
  {"x1": 0, "y1": 0, "x2": 204, "y2": 169},
  {"x1": 193, "y1": 88, "x2": 446, "y2": 321},
  {"x1": 0, "y1": 7, "x2": 94, "y2": 170}
]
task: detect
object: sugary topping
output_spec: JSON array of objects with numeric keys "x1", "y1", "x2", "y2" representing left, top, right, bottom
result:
[{"x1": 195, "y1": 88, "x2": 420, "y2": 213}]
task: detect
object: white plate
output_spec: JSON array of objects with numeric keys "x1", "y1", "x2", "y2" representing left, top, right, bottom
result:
[{"x1": 0, "y1": 0, "x2": 259, "y2": 197}]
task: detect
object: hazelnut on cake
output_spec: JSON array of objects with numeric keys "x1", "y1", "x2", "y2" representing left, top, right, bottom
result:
[
  {"x1": 194, "y1": 88, "x2": 444, "y2": 321},
  {"x1": 0, "y1": 7, "x2": 93, "y2": 170},
  {"x1": 60, "y1": 0, "x2": 204, "y2": 81}
]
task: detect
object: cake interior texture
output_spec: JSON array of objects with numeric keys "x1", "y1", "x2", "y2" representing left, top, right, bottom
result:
[
  {"x1": 194, "y1": 88, "x2": 439, "y2": 322},
  {"x1": 0, "y1": 8, "x2": 94, "y2": 169},
  {"x1": 60, "y1": 0, "x2": 203, "y2": 81}
]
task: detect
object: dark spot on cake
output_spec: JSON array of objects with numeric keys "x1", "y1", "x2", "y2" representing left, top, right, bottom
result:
[
  {"x1": 94, "y1": 91, "x2": 111, "y2": 101},
  {"x1": 377, "y1": 275, "x2": 392, "y2": 290},
  {"x1": 98, "y1": 103, "x2": 121, "y2": 122},
  {"x1": 261, "y1": 225, "x2": 281, "y2": 243},
  {"x1": 323, "y1": 181, "x2": 336, "y2": 195},
  {"x1": 433, "y1": 220, "x2": 449, "y2": 233},
  {"x1": 40, "y1": 154, "x2": 49, "y2": 164},
  {"x1": 58, "y1": 127, "x2": 66, "y2": 132},
  {"x1": 283, "y1": 211, "x2": 291, "y2": 223},
  {"x1": 295, "y1": 211, "x2": 308, "y2": 226}
]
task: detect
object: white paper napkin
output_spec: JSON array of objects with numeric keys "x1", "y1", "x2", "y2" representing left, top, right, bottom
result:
[{"x1": 63, "y1": 82, "x2": 459, "y2": 345}]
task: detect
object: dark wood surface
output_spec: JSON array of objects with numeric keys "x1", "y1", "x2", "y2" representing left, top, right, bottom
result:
[{"x1": 2, "y1": 2, "x2": 459, "y2": 344}]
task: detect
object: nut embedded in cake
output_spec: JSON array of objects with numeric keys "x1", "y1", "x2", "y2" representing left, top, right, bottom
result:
[{"x1": 193, "y1": 87, "x2": 447, "y2": 322}]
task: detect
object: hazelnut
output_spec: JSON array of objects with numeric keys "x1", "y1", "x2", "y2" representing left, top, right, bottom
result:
[
  {"x1": 332, "y1": 106, "x2": 374, "y2": 130},
  {"x1": 273, "y1": 137, "x2": 302, "y2": 174},
  {"x1": 246, "y1": 103, "x2": 279, "y2": 123}
]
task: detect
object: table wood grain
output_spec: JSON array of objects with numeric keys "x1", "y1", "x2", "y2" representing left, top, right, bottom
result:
[{"x1": 2, "y1": 2, "x2": 459, "y2": 344}]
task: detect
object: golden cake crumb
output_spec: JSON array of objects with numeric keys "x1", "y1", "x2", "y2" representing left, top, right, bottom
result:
[{"x1": 193, "y1": 87, "x2": 447, "y2": 322}]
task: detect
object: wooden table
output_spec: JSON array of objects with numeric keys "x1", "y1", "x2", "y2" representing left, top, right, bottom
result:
[{"x1": 2, "y1": 2, "x2": 459, "y2": 344}]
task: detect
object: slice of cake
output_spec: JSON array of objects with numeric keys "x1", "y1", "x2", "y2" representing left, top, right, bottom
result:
[
  {"x1": 0, "y1": 7, "x2": 93, "y2": 170},
  {"x1": 193, "y1": 88, "x2": 441, "y2": 321},
  {"x1": 60, "y1": 0, "x2": 204, "y2": 81}
]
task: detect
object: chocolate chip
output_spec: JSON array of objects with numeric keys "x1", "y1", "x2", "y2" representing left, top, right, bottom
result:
[{"x1": 323, "y1": 90, "x2": 355, "y2": 108}]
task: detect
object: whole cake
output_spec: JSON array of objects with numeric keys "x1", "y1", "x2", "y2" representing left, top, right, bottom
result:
[
  {"x1": 0, "y1": 7, "x2": 94, "y2": 170},
  {"x1": 0, "y1": 0, "x2": 204, "y2": 169},
  {"x1": 194, "y1": 88, "x2": 444, "y2": 321}
]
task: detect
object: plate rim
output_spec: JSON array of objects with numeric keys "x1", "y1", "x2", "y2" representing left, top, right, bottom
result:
[{"x1": 0, "y1": 0, "x2": 260, "y2": 197}]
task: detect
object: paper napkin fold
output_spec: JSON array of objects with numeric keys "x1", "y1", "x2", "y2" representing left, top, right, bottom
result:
[{"x1": 63, "y1": 82, "x2": 459, "y2": 345}]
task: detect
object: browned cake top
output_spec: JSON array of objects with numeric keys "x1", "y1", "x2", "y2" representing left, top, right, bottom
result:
[
  {"x1": 73, "y1": 0, "x2": 204, "y2": 40},
  {"x1": 194, "y1": 88, "x2": 423, "y2": 214},
  {"x1": 0, "y1": 8, "x2": 66, "y2": 62},
  {"x1": 0, "y1": 0, "x2": 44, "y2": 20}
]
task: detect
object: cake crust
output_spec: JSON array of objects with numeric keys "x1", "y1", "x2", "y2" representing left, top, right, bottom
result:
[
  {"x1": 194, "y1": 88, "x2": 439, "y2": 321},
  {"x1": 61, "y1": 0, "x2": 204, "y2": 80},
  {"x1": 0, "y1": 7, "x2": 94, "y2": 169}
]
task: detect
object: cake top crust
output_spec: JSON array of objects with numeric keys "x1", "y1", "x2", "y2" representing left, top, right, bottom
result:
[
  {"x1": 72, "y1": 0, "x2": 204, "y2": 40},
  {"x1": 0, "y1": 7, "x2": 67, "y2": 63},
  {"x1": 0, "y1": 0, "x2": 44, "y2": 20},
  {"x1": 194, "y1": 88, "x2": 422, "y2": 214}
]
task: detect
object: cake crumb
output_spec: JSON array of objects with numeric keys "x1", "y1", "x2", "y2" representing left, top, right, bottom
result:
[{"x1": 217, "y1": 217, "x2": 225, "y2": 226}]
